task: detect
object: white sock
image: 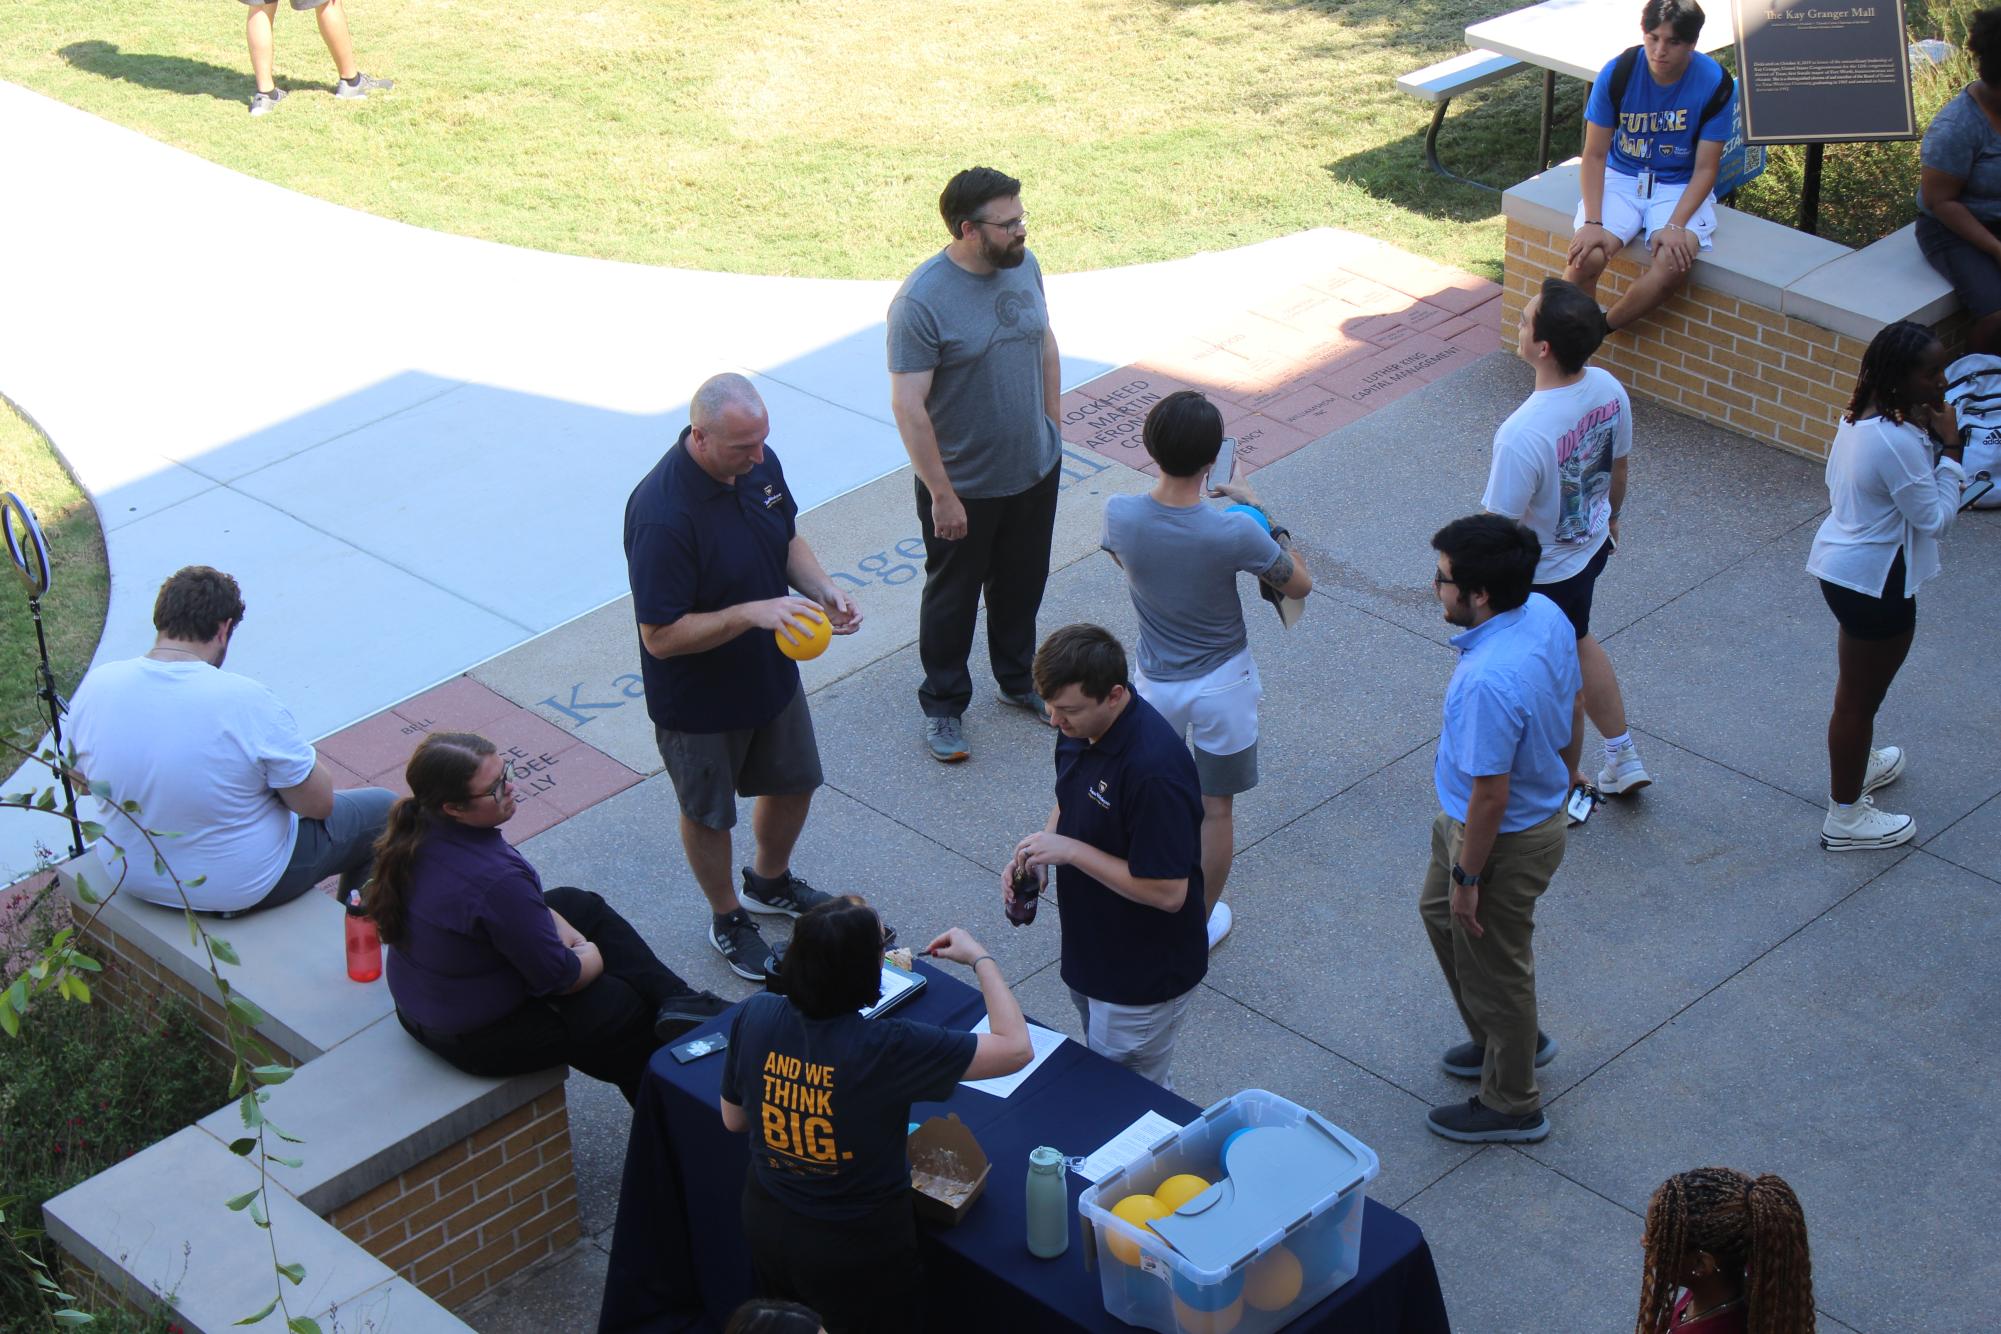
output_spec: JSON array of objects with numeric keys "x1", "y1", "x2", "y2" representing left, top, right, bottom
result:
[{"x1": 1602, "y1": 732, "x2": 1632, "y2": 762}]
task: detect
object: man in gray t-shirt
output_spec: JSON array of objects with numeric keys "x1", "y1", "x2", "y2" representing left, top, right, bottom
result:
[
  {"x1": 888, "y1": 166, "x2": 1065, "y2": 764},
  {"x1": 1101, "y1": 392, "x2": 1313, "y2": 950}
]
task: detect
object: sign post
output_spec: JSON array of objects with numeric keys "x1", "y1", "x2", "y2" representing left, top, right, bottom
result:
[{"x1": 1731, "y1": 0, "x2": 1917, "y2": 233}]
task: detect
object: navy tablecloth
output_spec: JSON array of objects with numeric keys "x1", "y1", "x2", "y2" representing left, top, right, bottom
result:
[{"x1": 597, "y1": 964, "x2": 1450, "y2": 1334}]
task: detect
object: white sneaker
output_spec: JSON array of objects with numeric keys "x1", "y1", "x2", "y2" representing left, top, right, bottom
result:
[
  {"x1": 1596, "y1": 741, "x2": 1652, "y2": 795},
  {"x1": 1820, "y1": 796, "x2": 1916, "y2": 852},
  {"x1": 1206, "y1": 900, "x2": 1233, "y2": 950},
  {"x1": 1861, "y1": 746, "x2": 1906, "y2": 796}
]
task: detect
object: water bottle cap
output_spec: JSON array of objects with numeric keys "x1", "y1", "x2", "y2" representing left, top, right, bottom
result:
[{"x1": 1029, "y1": 1146, "x2": 1063, "y2": 1171}]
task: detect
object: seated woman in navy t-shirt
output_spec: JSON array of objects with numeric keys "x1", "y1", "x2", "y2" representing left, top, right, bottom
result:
[
  {"x1": 719, "y1": 899, "x2": 1031, "y2": 1334},
  {"x1": 366, "y1": 732, "x2": 727, "y2": 1103}
]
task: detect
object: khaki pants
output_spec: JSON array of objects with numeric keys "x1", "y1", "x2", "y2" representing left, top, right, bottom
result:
[{"x1": 1419, "y1": 808, "x2": 1567, "y2": 1116}]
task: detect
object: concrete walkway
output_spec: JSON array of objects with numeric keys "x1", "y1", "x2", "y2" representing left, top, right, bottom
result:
[{"x1": 0, "y1": 76, "x2": 1494, "y2": 878}]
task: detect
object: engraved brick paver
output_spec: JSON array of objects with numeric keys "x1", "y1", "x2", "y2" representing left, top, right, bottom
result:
[{"x1": 1062, "y1": 247, "x2": 1504, "y2": 476}]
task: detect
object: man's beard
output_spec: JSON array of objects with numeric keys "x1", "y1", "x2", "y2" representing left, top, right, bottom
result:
[{"x1": 984, "y1": 236, "x2": 1026, "y2": 269}]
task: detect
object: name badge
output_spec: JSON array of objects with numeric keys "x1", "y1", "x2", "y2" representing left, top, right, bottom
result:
[{"x1": 1635, "y1": 168, "x2": 1655, "y2": 200}]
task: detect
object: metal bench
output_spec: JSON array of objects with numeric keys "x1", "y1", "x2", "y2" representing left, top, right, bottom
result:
[{"x1": 1395, "y1": 49, "x2": 1528, "y2": 190}]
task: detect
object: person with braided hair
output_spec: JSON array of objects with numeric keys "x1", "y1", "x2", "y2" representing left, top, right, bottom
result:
[
  {"x1": 1807, "y1": 320, "x2": 1966, "y2": 851},
  {"x1": 1634, "y1": 1167, "x2": 1815, "y2": 1334}
]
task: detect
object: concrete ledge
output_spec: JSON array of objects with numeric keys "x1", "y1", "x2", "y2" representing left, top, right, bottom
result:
[
  {"x1": 60, "y1": 853, "x2": 393, "y2": 1060},
  {"x1": 42, "y1": 1127, "x2": 467, "y2": 1334},
  {"x1": 195, "y1": 1014, "x2": 565, "y2": 1215},
  {"x1": 1503, "y1": 161, "x2": 1852, "y2": 312},
  {"x1": 1784, "y1": 222, "x2": 1958, "y2": 340}
]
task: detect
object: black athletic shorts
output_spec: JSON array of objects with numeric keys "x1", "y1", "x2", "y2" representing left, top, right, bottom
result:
[
  {"x1": 1532, "y1": 538, "x2": 1613, "y2": 640},
  {"x1": 1820, "y1": 547, "x2": 1917, "y2": 641}
]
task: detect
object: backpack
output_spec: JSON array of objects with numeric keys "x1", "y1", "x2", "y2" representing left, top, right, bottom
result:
[{"x1": 1606, "y1": 45, "x2": 1735, "y2": 135}]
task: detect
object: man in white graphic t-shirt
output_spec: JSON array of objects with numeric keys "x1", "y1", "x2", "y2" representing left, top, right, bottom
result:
[{"x1": 1483, "y1": 278, "x2": 1649, "y2": 819}]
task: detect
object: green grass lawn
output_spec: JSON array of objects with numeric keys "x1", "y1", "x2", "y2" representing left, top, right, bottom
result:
[
  {"x1": 0, "y1": 399, "x2": 106, "y2": 761},
  {"x1": 0, "y1": 0, "x2": 1595, "y2": 282}
]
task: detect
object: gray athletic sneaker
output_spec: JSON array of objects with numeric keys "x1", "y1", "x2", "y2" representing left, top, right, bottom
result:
[
  {"x1": 925, "y1": 715, "x2": 969, "y2": 763},
  {"x1": 249, "y1": 88, "x2": 287, "y2": 117},
  {"x1": 709, "y1": 909, "x2": 774, "y2": 981},
  {"x1": 333, "y1": 72, "x2": 394, "y2": 100}
]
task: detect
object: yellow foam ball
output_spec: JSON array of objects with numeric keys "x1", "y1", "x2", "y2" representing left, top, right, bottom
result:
[
  {"x1": 1172, "y1": 1294, "x2": 1244, "y2": 1334},
  {"x1": 1153, "y1": 1173, "x2": 1212, "y2": 1213},
  {"x1": 1107, "y1": 1194, "x2": 1167, "y2": 1266},
  {"x1": 775, "y1": 609, "x2": 832, "y2": 661},
  {"x1": 1244, "y1": 1245, "x2": 1303, "y2": 1312}
]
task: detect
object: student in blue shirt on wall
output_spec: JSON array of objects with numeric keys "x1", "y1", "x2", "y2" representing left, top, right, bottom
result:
[{"x1": 1565, "y1": 0, "x2": 1736, "y2": 335}]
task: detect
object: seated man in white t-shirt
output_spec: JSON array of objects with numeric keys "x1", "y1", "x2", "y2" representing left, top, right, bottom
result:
[
  {"x1": 1483, "y1": 279, "x2": 1650, "y2": 817},
  {"x1": 68, "y1": 566, "x2": 394, "y2": 915}
]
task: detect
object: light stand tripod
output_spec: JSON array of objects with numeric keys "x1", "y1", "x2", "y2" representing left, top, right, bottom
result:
[{"x1": 4, "y1": 491, "x2": 84, "y2": 859}]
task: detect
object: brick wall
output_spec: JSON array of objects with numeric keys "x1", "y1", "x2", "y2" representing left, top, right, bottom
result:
[
  {"x1": 329, "y1": 1088, "x2": 581, "y2": 1310},
  {"x1": 80, "y1": 916, "x2": 254, "y2": 1067},
  {"x1": 1504, "y1": 218, "x2": 1967, "y2": 461}
]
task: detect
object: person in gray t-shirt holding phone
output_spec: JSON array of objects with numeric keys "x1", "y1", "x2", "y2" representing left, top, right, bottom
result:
[
  {"x1": 887, "y1": 167, "x2": 1065, "y2": 765},
  {"x1": 1101, "y1": 392, "x2": 1313, "y2": 950}
]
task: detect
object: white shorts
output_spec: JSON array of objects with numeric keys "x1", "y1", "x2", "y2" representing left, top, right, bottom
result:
[
  {"x1": 1133, "y1": 647, "x2": 1262, "y2": 797},
  {"x1": 1070, "y1": 988, "x2": 1197, "y2": 1092},
  {"x1": 1573, "y1": 170, "x2": 1716, "y2": 251}
]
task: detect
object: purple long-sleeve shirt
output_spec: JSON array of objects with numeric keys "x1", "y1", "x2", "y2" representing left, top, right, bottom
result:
[{"x1": 385, "y1": 816, "x2": 581, "y2": 1034}]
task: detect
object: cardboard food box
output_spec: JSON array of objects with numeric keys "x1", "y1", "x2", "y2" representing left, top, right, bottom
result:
[{"x1": 908, "y1": 1114, "x2": 990, "y2": 1226}]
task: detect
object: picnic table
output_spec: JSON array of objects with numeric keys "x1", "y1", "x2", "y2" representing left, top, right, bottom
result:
[{"x1": 1466, "y1": 0, "x2": 1733, "y2": 170}]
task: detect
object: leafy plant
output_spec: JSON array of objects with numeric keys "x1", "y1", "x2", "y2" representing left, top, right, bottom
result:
[{"x1": 2, "y1": 733, "x2": 322, "y2": 1332}]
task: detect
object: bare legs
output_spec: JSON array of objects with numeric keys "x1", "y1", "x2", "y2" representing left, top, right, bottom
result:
[
  {"x1": 1827, "y1": 627, "x2": 1913, "y2": 804},
  {"x1": 678, "y1": 792, "x2": 813, "y2": 915},
  {"x1": 1565, "y1": 243, "x2": 1690, "y2": 333},
  {"x1": 246, "y1": 0, "x2": 359, "y2": 94},
  {"x1": 1200, "y1": 794, "x2": 1233, "y2": 916}
]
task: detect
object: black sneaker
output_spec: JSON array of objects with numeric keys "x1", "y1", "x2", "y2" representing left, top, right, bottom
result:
[
  {"x1": 1440, "y1": 1031, "x2": 1558, "y2": 1079},
  {"x1": 710, "y1": 910, "x2": 775, "y2": 981},
  {"x1": 654, "y1": 991, "x2": 731, "y2": 1043},
  {"x1": 739, "y1": 868, "x2": 834, "y2": 918},
  {"x1": 1425, "y1": 1096, "x2": 1549, "y2": 1143}
]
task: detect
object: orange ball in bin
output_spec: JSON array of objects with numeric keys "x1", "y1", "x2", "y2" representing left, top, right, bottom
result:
[
  {"x1": 1244, "y1": 1244, "x2": 1303, "y2": 1312},
  {"x1": 775, "y1": 609, "x2": 831, "y2": 660},
  {"x1": 1172, "y1": 1293, "x2": 1244, "y2": 1334},
  {"x1": 1108, "y1": 1194, "x2": 1167, "y2": 1265},
  {"x1": 1154, "y1": 1173, "x2": 1212, "y2": 1213}
]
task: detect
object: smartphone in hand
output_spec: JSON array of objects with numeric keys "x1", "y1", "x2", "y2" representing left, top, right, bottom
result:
[{"x1": 1206, "y1": 438, "x2": 1239, "y2": 496}]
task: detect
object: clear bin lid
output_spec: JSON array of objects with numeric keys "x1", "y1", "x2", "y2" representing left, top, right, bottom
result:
[{"x1": 1149, "y1": 1120, "x2": 1367, "y2": 1272}]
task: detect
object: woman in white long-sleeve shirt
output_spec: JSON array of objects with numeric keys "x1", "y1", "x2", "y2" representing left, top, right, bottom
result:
[{"x1": 1806, "y1": 320, "x2": 1965, "y2": 851}]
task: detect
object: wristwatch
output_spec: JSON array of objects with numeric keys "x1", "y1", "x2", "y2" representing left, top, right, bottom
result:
[{"x1": 1450, "y1": 863, "x2": 1481, "y2": 888}]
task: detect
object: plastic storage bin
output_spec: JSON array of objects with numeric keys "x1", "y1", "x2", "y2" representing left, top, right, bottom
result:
[{"x1": 1077, "y1": 1090, "x2": 1379, "y2": 1334}]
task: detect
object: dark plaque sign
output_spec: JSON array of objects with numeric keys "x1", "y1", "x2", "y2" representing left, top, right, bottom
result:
[{"x1": 1732, "y1": 0, "x2": 1916, "y2": 143}]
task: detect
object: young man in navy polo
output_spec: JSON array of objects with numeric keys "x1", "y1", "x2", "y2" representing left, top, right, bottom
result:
[
  {"x1": 1005, "y1": 623, "x2": 1206, "y2": 1089},
  {"x1": 624, "y1": 374, "x2": 863, "y2": 981}
]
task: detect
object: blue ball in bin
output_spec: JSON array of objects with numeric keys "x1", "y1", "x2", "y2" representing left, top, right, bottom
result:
[
  {"x1": 1287, "y1": 1196, "x2": 1356, "y2": 1282},
  {"x1": 1172, "y1": 1265, "x2": 1245, "y2": 1313},
  {"x1": 1219, "y1": 1127, "x2": 1253, "y2": 1173},
  {"x1": 1223, "y1": 504, "x2": 1271, "y2": 533}
]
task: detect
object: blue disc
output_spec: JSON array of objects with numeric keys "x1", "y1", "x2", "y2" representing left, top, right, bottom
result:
[
  {"x1": 1220, "y1": 1127, "x2": 1254, "y2": 1173},
  {"x1": 1223, "y1": 503, "x2": 1271, "y2": 532}
]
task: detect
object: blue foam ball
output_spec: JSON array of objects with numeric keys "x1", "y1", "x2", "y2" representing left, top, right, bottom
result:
[
  {"x1": 1223, "y1": 504, "x2": 1271, "y2": 532},
  {"x1": 1171, "y1": 1265, "x2": 1245, "y2": 1311},
  {"x1": 1219, "y1": 1127, "x2": 1254, "y2": 1173}
]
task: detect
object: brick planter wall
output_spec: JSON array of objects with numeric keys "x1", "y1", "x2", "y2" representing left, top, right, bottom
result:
[
  {"x1": 1503, "y1": 217, "x2": 1968, "y2": 462},
  {"x1": 329, "y1": 1088, "x2": 582, "y2": 1309}
]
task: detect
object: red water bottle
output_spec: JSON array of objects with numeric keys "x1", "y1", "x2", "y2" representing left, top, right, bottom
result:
[
  {"x1": 344, "y1": 889, "x2": 382, "y2": 983},
  {"x1": 1005, "y1": 867, "x2": 1041, "y2": 927}
]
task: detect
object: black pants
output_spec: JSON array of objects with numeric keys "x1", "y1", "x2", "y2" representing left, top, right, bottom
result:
[
  {"x1": 396, "y1": 887, "x2": 696, "y2": 1104},
  {"x1": 915, "y1": 464, "x2": 1061, "y2": 718},
  {"x1": 741, "y1": 1174, "x2": 919, "y2": 1334}
]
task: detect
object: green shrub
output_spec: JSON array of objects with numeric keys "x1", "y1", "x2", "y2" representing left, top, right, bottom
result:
[{"x1": 1, "y1": 901, "x2": 220, "y2": 1328}]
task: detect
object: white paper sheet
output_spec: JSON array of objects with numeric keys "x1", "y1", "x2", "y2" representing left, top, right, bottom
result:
[
  {"x1": 958, "y1": 1018, "x2": 1066, "y2": 1098},
  {"x1": 1073, "y1": 1110, "x2": 1182, "y2": 1183}
]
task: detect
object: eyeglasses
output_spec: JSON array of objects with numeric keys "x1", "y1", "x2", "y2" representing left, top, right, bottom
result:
[
  {"x1": 972, "y1": 211, "x2": 1028, "y2": 235},
  {"x1": 1433, "y1": 571, "x2": 1457, "y2": 588},
  {"x1": 466, "y1": 766, "x2": 512, "y2": 804}
]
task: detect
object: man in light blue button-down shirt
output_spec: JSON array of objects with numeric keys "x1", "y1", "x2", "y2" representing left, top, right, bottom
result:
[{"x1": 1419, "y1": 516, "x2": 1580, "y2": 1145}]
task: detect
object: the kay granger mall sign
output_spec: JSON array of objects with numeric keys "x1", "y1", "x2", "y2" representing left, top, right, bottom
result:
[{"x1": 1732, "y1": 0, "x2": 1916, "y2": 143}]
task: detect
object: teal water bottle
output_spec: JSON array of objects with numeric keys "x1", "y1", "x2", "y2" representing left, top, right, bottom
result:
[{"x1": 1026, "y1": 1146, "x2": 1068, "y2": 1259}]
